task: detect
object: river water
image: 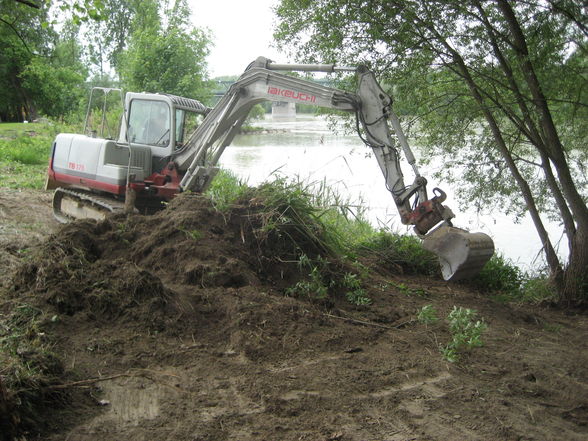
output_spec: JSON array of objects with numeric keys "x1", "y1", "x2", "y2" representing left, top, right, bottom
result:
[{"x1": 220, "y1": 115, "x2": 566, "y2": 271}]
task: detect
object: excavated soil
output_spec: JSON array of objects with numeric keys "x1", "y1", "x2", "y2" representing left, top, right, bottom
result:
[{"x1": 1, "y1": 189, "x2": 588, "y2": 441}]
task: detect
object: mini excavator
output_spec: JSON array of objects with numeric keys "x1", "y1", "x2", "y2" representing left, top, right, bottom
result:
[{"x1": 45, "y1": 57, "x2": 494, "y2": 280}]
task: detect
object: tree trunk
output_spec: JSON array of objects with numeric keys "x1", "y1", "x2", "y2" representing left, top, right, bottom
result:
[
  {"x1": 497, "y1": 0, "x2": 588, "y2": 228},
  {"x1": 496, "y1": 0, "x2": 588, "y2": 304},
  {"x1": 562, "y1": 225, "x2": 588, "y2": 306}
]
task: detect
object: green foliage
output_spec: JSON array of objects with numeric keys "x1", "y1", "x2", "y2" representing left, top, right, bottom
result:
[
  {"x1": 0, "y1": 133, "x2": 53, "y2": 188},
  {"x1": 0, "y1": 136, "x2": 50, "y2": 165},
  {"x1": 274, "y1": 0, "x2": 588, "y2": 304},
  {"x1": 247, "y1": 104, "x2": 267, "y2": 122},
  {"x1": 0, "y1": 122, "x2": 65, "y2": 188},
  {"x1": 285, "y1": 254, "x2": 330, "y2": 300},
  {"x1": 520, "y1": 276, "x2": 557, "y2": 304},
  {"x1": 468, "y1": 254, "x2": 523, "y2": 296},
  {"x1": 178, "y1": 227, "x2": 202, "y2": 241},
  {"x1": 391, "y1": 282, "x2": 430, "y2": 298},
  {"x1": 252, "y1": 178, "x2": 344, "y2": 257},
  {"x1": 20, "y1": 55, "x2": 87, "y2": 120},
  {"x1": 118, "y1": 0, "x2": 213, "y2": 102},
  {"x1": 417, "y1": 304, "x2": 439, "y2": 324},
  {"x1": 441, "y1": 306, "x2": 488, "y2": 363},
  {"x1": 0, "y1": 0, "x2": 54, "y2": 121},
  {"x1": 356, "y1": 230, "x2": 438, "y2": 275},
  {"x1": 205, "y1": 169, "x2": 249, "y2": 212},
  {"x1": 342, "y1": 272, "x2": 371, "y2": 305}
]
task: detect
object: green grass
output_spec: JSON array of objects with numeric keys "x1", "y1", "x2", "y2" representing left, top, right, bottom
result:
[
  {"x1": 0, "y1": 136, "x2": 52, "y2": 189},
  {"x1": 205, "y1": 169, "x2": 249, "y2": 211},
  {"x1": 0, "y1": 122, "x2": 64, "y2": 189},
  {"x1": 0, "y1": 122, "x2": 45, "y2": 135},
  {"x1": 417, "y1": 304, "x2": 439, "y2": 324},
  {"x1": 355, "y1": 230, "x2": 439, "y2": 275}
]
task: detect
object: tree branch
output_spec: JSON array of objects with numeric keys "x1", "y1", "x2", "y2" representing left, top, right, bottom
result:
[
  {"x1": 0, "y1": 17, "x2": 35, "y2": 55},
  {"x1": 14, "y1": 0, "x2": 41, "y2": 8}
]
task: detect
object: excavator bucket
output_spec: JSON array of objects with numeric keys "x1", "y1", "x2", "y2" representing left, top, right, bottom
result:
[{"x1": 422, "y1": 226, "x2": 495, "y2": 281}]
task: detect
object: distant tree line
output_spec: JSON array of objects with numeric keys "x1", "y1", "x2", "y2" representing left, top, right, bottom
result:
[{"x1": 0, "y1": 0, "x2": 213, "y2": 122}]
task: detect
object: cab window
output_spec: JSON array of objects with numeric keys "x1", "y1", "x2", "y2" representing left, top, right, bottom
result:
[
  {"x1": 128, "y1": 100, "x2": 171, "y2": 147},
  {"x1": 175, "y1": 109, "x2": 203, "y2": 148}
]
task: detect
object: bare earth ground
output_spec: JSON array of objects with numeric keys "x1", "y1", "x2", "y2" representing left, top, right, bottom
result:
[{"x1": 1, "y1": 188, "x2": 588, "y2": 441}]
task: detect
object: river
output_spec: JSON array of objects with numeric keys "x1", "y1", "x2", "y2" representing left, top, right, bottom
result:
[{"x1": 220, "y1": 115, "x2": 566, "y2": 272}]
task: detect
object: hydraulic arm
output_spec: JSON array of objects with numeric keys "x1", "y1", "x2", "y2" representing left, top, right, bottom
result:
[{"x1": 173, "y1": 57, "x2": 493, "y2": 280}]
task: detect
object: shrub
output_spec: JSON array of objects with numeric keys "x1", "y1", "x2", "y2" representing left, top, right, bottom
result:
[
  {"x1": 342, "y1": 272, "x2": 371, "y2": 305},
  {"x1": 467, "y1": 254, "x2": 523, "y2": 296},
  {"x1": 441, "y1": 306, "x2": 487, "y2": 362}
]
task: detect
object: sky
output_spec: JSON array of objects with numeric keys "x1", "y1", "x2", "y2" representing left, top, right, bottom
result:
[{"x1": 188, "y1": 0, "x2": 287, "y2": 78}]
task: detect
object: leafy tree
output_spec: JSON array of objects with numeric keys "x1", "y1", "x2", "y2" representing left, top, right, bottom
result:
[
  {"x1": 0, "y1": 1, "x2": 90, "y2": 121},
  {"x1": 118, "y1": 0, "x2": 213, "y2": 102},
  {"x1": 274, "y1": 0, "x2": 588, "y2": 305},
  {"x1": 85, "y1": 0, "x2": 156, "y2": 75},
  {"x1": 0, "y1": 0, "x2": 53, "y2": 120}
]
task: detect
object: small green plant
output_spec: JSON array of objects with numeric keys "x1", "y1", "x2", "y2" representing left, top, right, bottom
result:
[
  {"x1": 441, "y1": 306, "x2": 487, "y2": 362},
  {"x1": 285, "y1": 254, "x2": 330, "y2": 300},
  {"x1": 178, "y1": 227, "x2": 202, "y2": 241},
  {"x1": 417, "y1": 304, "x2": 439, "y2": 324},
  {"x1": 392, "y1": 282, "x2": 429, "y2": 297},
  {"x1": 342, "y1": 272, "x2": 371, "y2": 305},
  {"x1": 286, "y1": 267, "x2": 329, "y2": 300},
  {"x1": 542, "y1": 322, "x2": 562, "y2": 333}
]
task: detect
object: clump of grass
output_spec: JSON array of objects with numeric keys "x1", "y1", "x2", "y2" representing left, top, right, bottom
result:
[
  {"x1": 245, "y1": 177, "x2": 346, "y2": 258},
  {"x1": 0, "y1": 136, "x2": 52, "y2": 189},
  {"x1": 205, "y1": 169, "x2": 248, "y2": 211},
  {"x1": 285, "y1": 254, "x2": 330, "y2": 301},
  {"x1": 0, "y1": 136, "x2": 51, "y2": 165},
  {"x1": 0, "y1": 123, "x2": 65, "y2": 189},
  {"x1": 441, "y1": 306, "x2": 487, "y2": 362},
  {"x1": 285, "y1": 254, "x2": 371, "y2": 306},
  {"x1": 521, "y1": 276, "x2": 557, "y2": 303},
  {"x1": 178, "y1": 227, "x2": 202, "y2": 241},
  {"x1": 355, "y1": 230, "x2": 438, "y2": 275},
  {"x1": 467, "y1": 255, "x2": 556, "y2": 304},
  {"x1": 392, "y1": 282, "x2": 430, "y2": 297}
]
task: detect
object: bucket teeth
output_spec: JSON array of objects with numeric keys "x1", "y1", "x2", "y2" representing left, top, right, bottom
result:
[{"x1": 422, "y1": 226, "x2": 494, "y2": 281}]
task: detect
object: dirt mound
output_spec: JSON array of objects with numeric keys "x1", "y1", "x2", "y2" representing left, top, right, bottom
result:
[{"x1": 3, "y1": 191, "x2": 588, "y2": 441}]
